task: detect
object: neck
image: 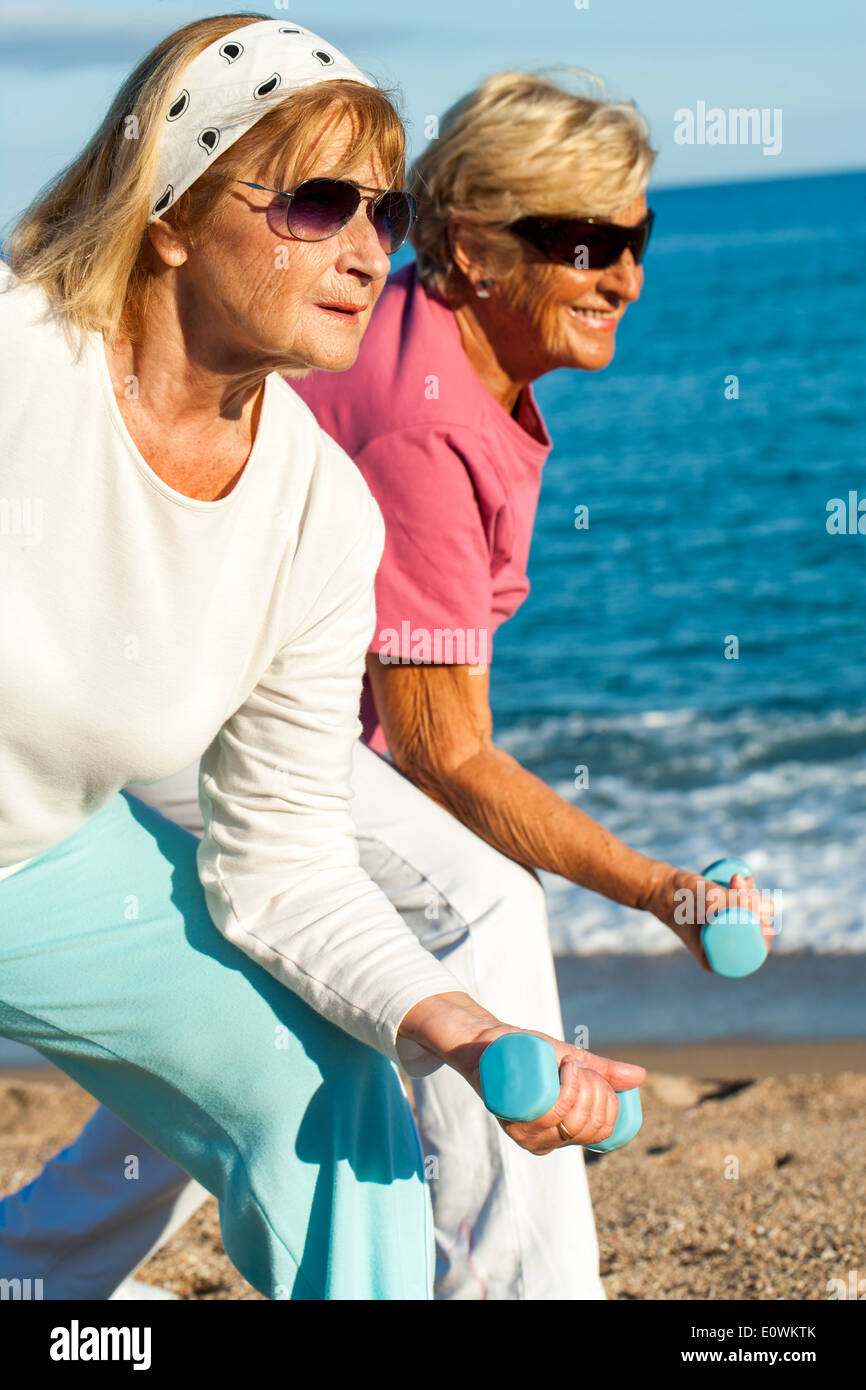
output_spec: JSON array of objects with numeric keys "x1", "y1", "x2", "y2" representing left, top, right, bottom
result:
[
  {"x1": 451, "y1": 291, "x2": 539, "y2": 416},
  {"x1": 102, "y1": 273, "x2": 277, "y2": 501},
  {"x1": 104, "y1": 272, "x2": 271, "y2": 433}
]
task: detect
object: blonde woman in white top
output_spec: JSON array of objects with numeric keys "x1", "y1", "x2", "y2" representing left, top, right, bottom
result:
[{"x1": 0, "y1": 14, "x2": 643, "y2": 1299}]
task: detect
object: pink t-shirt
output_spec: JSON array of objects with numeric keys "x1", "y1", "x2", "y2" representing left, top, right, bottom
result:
[{"x1": 290, "y1": 262, "x2": 552, "y2": 753}]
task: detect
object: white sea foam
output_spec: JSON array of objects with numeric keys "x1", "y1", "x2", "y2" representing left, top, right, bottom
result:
[{"x1": 497, "y1": 705, "x2": 866, "y2": 956}]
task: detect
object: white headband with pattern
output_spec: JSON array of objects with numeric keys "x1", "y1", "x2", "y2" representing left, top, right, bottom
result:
[{"x1": 148, "y1": 19, "x2": 375, "y2": 223}]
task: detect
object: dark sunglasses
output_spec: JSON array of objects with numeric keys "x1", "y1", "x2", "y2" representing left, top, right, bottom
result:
[
  {"x1": 509, "y1": 209, "x2": 655, "y2": 269},
  {"x1": 206, "y1": 174, "x2": 417, "y2": 254}
]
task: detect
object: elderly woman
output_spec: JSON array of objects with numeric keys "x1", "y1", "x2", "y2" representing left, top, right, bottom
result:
[
  {"x1": 2, "y1": 56, "x2": 771, "y2": 1301},
  {"x1": 0, "y1": 17, "x2": 648, "y2": 1304}
]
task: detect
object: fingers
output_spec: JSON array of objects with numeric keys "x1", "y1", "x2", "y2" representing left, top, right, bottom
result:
[
  {"x1": 499, "y1": 1057, "x2": 624, "y2": 1155},
  {"x1": 563, "y1": 1046, "x2": 645, "y2": 1090},
  {"x1": 555, "y1": 1059, "x2": 620, "y2": 1147},
  {"x1": 729, "y1": 873, "x2": 776, "y2": 948},
  {"x1": 511, "y1": 1027, "x2": 645, "y2": 1086},
  {"x1": 715, "y1": 873, "x2": 772, "y2": 922}
]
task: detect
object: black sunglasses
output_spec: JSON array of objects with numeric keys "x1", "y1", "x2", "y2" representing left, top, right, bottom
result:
[
  {"x1": 206, "y1": 174, "x2": 417, "y2": 254},
  {"x1": 509, "y1": 209, "x2": 655, "y2": 269}
]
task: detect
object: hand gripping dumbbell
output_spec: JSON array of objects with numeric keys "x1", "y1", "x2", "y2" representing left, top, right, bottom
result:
[
  {"x1": 479, "y1": 1032, "x2": 642, "y2": 1153},
  {"x1": 700, "y1": 856, "x2": 768, "y2": 978}
]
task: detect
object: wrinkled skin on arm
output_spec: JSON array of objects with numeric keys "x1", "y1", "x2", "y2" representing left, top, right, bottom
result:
[{"x1": 366, "y1": 655, "x2": 775, "y2": 965}]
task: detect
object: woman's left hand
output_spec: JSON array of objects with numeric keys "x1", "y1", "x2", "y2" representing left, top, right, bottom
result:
[{"x1": 647, "y1": 865, "x2": 776, "y2": 971}]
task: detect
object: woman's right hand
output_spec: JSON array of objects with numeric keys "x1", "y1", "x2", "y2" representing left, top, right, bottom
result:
[
  {"x1": 463, "y1": 1022, "x2": 645, "y2": 1155},
  {"x1": 647, "y1": 865, "x2": 776, "y2": 971},
  {"x1": 399, "y1": 993, "x2": 645, "y2": 1155}
]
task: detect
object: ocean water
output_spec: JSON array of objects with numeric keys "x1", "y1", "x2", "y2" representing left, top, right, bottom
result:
[{"x1": 485, "y1": 170, "x2": 866, "y2": 960}]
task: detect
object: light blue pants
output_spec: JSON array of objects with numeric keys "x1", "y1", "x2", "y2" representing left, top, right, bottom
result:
[
  {"x1": 0, "y1": 790, "x2": 432, "y2": 1300},
  {"x1": 1, "y1": 746, "x2": 604, "y2": 1300}
]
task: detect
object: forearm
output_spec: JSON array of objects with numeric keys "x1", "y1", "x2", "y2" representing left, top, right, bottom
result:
[
  {"x1": 401, "y1": 741, "x2": 670, "y2": 912},
  {"x1": 398, "y1": 991, "x2": 501, "y2": 1084}
]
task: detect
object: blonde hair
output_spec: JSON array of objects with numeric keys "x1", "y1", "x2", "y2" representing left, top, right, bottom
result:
[
  {"x1": 5, "y1": 12, "x2": 405, "y2": 348},
  {"x1": 409, "y1": 69, "x2": 656, "y2": 304}
]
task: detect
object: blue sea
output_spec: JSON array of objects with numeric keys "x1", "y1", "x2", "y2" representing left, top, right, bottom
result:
[
  {"x1": 481, "y1": 171, "x2": 866, "y2": 971},
  {"x1": 2, "y1": 172, "x2": 864, "y2": 1065}
]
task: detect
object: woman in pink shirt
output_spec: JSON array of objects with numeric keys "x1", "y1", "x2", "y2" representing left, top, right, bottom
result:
[{"x1": 298, "y1": 70, "x2": 768, "y2": 1296}]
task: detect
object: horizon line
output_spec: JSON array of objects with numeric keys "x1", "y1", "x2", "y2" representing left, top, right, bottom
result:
[{"x1": 649, "y1": 165, "x2": 866, "y2": 194}]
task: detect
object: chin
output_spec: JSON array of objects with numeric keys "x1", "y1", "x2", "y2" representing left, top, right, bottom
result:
[
  {"x1": 297, "y1": 341, "x2": 361, "y2": 374},
  {"x1": 558, "y1": 339, "x2": 616, "y2": 372},
  {"x1": 575, "y1": 349, "x2": 616, "y2": 372}
]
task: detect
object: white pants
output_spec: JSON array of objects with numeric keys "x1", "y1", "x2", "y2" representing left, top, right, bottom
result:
[{"x1": 0, "y1": 743, "x2": 604, "y2": 1300}]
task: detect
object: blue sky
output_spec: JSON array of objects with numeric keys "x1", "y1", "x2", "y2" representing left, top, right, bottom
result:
[{"x1": 1, "y1": 0, "x2": 864, "y2": 235}]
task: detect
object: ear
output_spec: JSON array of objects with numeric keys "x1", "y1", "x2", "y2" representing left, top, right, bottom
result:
[
  {"x1": 147, "y1": 217, "x2": 191, "y2": 268},
  {"x1": 447, "y1": 217, "x2": 486, "y2": 282}
]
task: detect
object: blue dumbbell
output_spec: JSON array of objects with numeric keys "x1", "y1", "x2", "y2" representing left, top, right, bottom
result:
[
  {"x1": 479, "y1": 1032, "x2": 642, "y2": 1153},
  {"x1": 701, "y1": 857, "x2": 768, "y2": 978}
]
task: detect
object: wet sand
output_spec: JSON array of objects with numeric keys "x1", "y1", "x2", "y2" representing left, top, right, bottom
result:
[
  {"x1": 610, "y1": 1037, "x2": 866, "y2": 1076},
  {"x1": 1, "y1": 1041, "x2": 864, "y2": 1300}
]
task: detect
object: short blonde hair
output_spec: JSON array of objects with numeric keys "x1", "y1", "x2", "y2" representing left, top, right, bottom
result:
[
  {"x1": 5, "y1": 12, "x2": 405, "y2": 348},
  {"x1": 409, "y1": 69, "x2": 655, "y2": 303}
]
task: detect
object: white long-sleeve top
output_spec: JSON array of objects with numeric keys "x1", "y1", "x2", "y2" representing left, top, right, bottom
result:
[{"x1": 0, "y1": 263, "x2": 461, "y2": 1074}]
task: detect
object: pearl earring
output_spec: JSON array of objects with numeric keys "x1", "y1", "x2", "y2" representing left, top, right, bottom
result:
[{"x1": 475, "y1": 279, "x2": 493, "y2": 298}]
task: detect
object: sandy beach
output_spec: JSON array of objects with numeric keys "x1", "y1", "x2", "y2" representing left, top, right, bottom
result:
[{"x1": 2, "y1": 1042, "x2": 864, "y2": 1301}]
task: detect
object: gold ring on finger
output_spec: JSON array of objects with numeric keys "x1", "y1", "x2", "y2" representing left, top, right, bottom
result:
[{"x1": 557, "y1": 1120, "x2": 574, "y2": 1142}]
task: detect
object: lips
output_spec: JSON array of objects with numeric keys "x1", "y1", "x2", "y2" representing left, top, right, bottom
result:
[
  {"x1": 567, "y1": 304, "x2": 620, "y2": 330},
  {"x1": 317, "y1": 302, "x2": 366, "y2": 314}
]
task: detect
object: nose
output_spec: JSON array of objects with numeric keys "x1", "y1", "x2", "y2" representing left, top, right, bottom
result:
[
  {"x1": 336, "y1": 199, "x2": 392, "y2": 282},
  {"x1": 598, "y1": 249, "x2": 643, "y2": 302}
]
